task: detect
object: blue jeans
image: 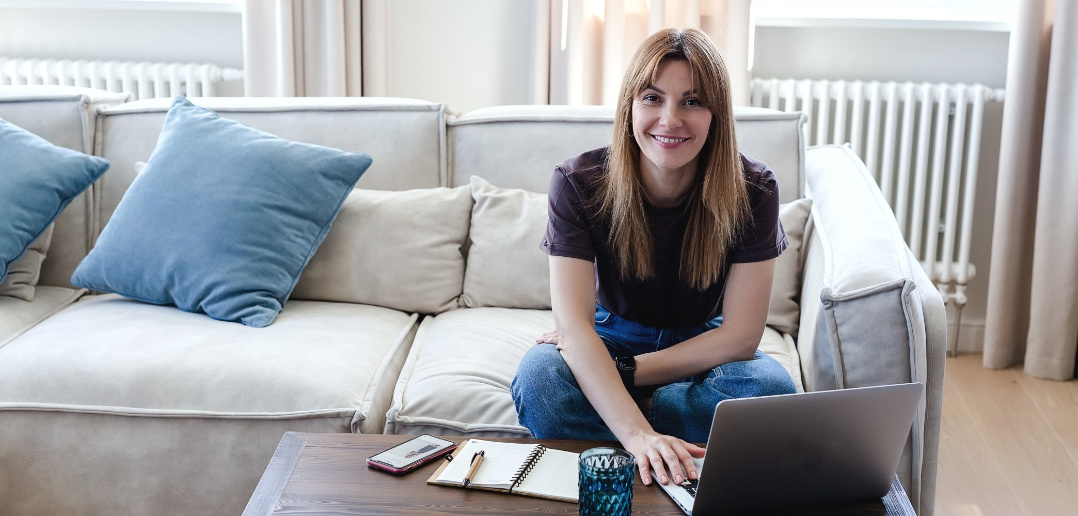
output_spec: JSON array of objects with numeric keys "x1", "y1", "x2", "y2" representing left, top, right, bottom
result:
[{"x1": 510, "y1": 305, "x2": 797, "y2": 443}]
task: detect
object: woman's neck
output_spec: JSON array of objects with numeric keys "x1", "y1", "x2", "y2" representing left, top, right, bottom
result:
[{"x1": 639, "y1": 157, "x2": 699, "y2": 209}]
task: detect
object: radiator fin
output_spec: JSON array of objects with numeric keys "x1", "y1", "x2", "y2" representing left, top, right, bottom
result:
[
  {"x1": 751, "y1": 78, "x2": 1005, "y2": 318},
  {"x1": 0, "y1": 57, "x2": 242, "y2": 100}
]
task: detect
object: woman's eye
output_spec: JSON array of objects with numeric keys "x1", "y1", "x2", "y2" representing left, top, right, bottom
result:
[
  {"x1": 641, "y1": 94, "x2": 660, "y2": 103},
  {"x1": 685, "y1": 98, "x2": 701, "y2": 107}
]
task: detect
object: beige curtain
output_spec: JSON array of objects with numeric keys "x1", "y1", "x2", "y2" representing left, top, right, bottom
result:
[
  {"x1": 530, "y1": 0, "x2": 753, "y2": 106},
  {"x1": 242, "y1": 0, "x2": 390, "y2": 97},
  {"x1": 984, "y1": 0, "x2": 1078, "y2": 381}
]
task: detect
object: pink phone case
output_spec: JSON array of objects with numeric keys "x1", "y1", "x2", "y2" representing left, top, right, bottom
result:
[{"x1": 366, "y1": 439, "x2": 456, "y2": 475}]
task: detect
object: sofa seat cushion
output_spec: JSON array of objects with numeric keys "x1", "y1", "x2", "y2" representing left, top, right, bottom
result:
[
  {"x1": 0, "y1": 294, "x2": 417, "y2": 434},
  {"x1": 386, "y1": 308, "x2": 804, "y2": 437},
  {"x1": 0, "y1": 286, "x2": 84, "y2": 348}
]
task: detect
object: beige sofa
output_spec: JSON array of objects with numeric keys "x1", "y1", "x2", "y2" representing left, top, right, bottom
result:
[{"x1": 0, "y1": 86, "x2": 946, "y2": 516}]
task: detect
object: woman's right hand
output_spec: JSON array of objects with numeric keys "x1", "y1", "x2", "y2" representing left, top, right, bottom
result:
[{"x1": 624, "y1": 430, "x2": 706, "y2": 486}]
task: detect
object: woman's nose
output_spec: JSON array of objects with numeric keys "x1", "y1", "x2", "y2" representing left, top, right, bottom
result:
[{"x1": 659, "y1": 104, "x2": 682, "y2": 129}]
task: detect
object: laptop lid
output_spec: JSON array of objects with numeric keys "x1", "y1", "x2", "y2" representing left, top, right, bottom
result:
[{"x1": 658, "y1": 382, "x2": 923, "y2": 514}]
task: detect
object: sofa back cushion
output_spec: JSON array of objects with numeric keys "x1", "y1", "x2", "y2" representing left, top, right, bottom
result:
[
  {"x1": 94, "y1": 97, "x2": 448, "y2": 238},
  {"x1": 291, "y1": 186, "x2": 473, "y2": 315},
  {"x1": 0, "y1": 87, "x2": 128, "y2": 288},
  {"x1": 448, "y1": 105, "x2": 806, "y2": 203}
]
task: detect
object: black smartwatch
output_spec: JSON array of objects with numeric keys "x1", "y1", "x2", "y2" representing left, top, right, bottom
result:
[{"x1": 614, "y1": 355, "x2": 636, "y2": 391}]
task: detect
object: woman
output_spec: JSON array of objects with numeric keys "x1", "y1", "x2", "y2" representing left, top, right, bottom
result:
[{"x1": 510, "y1": 28, "x2": 797, "y2": 488}]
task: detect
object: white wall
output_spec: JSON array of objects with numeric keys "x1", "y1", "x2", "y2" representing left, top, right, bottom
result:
[{"x1": 387, "y1": 0, "x2": 534, "y2": 113}]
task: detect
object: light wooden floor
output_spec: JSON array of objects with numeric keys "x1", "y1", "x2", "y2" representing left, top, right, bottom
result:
[{"x1": 933, "y1": 353, "x2": 1078, "y2": 516}]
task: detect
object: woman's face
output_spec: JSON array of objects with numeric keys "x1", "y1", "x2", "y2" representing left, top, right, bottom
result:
[{"x1": 631, "y1": 58, "x2": 713, "y2": 178}]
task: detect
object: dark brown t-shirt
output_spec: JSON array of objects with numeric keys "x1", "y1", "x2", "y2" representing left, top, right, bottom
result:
[{"x1": 540, "y1": 147, "x2": 788, "y2": 328}]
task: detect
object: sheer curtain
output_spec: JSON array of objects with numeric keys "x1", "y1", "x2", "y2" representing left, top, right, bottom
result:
[
  {"x1": 242, "y1": 0, "x2": 390, "y2": 97},
  {"x1": 529, "y1": 0, "x2": 753, "y2": 106},
  {"x1": 984, "y1": 0, "x2": 1078, "y2": 380}
]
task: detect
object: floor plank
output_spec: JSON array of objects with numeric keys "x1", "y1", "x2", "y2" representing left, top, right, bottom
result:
[
  {"x1": 934, "y1": 354, "x2": 1078, "y2": 516},
  {"x1": 1016, "y1": 369, "x2": 1078, "y2": 469},
  {"x1": 934, "y1": 358, "x2": 1026, "y2": 516}
]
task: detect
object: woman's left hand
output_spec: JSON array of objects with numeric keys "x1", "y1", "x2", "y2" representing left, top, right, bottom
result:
[{"x1": 535, "y1": 329, "x2": 560, "y2": 345}]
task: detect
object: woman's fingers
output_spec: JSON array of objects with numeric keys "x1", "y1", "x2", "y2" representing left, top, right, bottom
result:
[
  {"x1": 671, "y1": 442, "x2": 699, "y2": 481},
  {"x1": 534, "y1": 330, "x2": 560, "y2": 344},
  {"x1": 660, "y1": 443, "x2": 688, "y2": 484},
  {"x1": 627, "y1": 433, "x2": 703, "y2": 486},
  {"x1": 636, "y1": 454, "x2": 654, "y2": 486},
  {"x1": 649, "y1": 451, "x2": 668, "y2": 483}
]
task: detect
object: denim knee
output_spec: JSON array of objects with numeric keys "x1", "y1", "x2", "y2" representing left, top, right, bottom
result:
[
  {"x1": 511, "y1": 344, "x2": 569, "y2": 405},
  {"x1": 706, "y1": 351, "x2": 797, "y2": 397},
  {"x1": 511, "y1": 344, "x2": 615, "y2": 441}
]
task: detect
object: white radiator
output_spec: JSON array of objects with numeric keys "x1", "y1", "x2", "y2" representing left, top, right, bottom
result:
[
  {"x1": 0, "y1": 57, "x2": 243, "y2": 100},
  {"x1": 751, "y1": 78, "x2": 1005, "y2": 350}
]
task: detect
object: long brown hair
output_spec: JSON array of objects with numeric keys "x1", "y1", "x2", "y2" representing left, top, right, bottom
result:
[{"x1": 598, "y1": 28, "x2": 750, "y2": 291}]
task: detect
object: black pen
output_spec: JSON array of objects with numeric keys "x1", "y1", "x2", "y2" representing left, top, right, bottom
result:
[{"x1": 462, "y1": 450, "x2": 485, "y2": 488}]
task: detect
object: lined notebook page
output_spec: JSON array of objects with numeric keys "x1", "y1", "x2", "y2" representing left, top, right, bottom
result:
[
  {"x1": 513, "y1": 447, "x2": 579, "y2": 501},
  {"x1": 434, "y1": 439, "x2": 541, "y2": 489}
]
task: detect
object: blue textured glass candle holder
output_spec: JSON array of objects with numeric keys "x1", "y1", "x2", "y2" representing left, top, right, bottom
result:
[{"x1": 578, "y1": 447, "x2": 635, "y2": 516}]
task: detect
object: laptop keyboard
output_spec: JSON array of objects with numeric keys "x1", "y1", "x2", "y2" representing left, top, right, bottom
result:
[{"x1": 680, "y1": 478, "x2": 699, "y2": 498}]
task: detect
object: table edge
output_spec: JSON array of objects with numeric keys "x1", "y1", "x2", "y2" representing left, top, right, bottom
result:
[{"x1": 242, "y1": 432, "x2": 306, "y2": 516}]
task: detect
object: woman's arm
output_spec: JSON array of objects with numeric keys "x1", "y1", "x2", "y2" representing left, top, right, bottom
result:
[
  {"x1": 548, "y1": 255, "x2": 705, "y2": 486},
  {"x1": 634, "y1": 258, "x2": 776, "y2": 386}
]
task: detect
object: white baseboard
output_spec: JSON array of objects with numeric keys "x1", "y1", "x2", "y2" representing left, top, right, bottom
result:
[
  {"x1": 945, "y1": 303, "x2": 985, "y2": 353},
  {"x1": 946, "y1": 322, "x2": 984, "y2": 352}
]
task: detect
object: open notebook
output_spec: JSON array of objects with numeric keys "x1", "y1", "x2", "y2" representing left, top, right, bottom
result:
[{"x1": 427, "y1": 439, "x2": 579, "y2": 503}]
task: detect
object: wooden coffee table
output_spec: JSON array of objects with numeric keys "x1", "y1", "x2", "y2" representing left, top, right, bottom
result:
[{"x1": 243, "y1": 432, "x2": 916, "y2": 515}]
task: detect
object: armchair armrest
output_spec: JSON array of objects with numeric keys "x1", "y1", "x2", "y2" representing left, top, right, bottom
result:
[{"x1": 797, "y1": 145, "x2": 947, "y2": 516}]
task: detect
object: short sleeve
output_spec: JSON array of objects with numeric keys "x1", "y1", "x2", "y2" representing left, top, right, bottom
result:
[
  {"x1": 730, "y1": 170, "x2": 789, "y2": 264},
  {"x1": 540, "y1": 167, "x2": 597, "y2": 261}
]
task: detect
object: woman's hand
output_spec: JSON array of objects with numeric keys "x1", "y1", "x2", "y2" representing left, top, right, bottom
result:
[
  {"x1": 624, "y1": 430, "x2": 706, "y2": 486},
  {"x1": 535, "y1": 329, "x2": 560, "y2": 345}
]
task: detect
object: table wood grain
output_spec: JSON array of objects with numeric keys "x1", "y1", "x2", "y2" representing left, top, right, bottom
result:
[{"x1": 243, "y1": 432, "x2": 914, "y2": 515}]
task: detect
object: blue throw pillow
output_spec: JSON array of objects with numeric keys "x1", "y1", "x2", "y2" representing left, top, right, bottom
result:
[
  {"x1": 71, "y1": 97, "x2": 372, "y2": 327},
  {"x1": 0, "y1": 119, "x2": 110, "y2": 283}
]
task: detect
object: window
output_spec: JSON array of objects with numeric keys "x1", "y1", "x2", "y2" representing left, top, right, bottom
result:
[
  {"x1": 0, "y1": 0, "x2": 241, "y2": 13},
  {"x1": 753, "y1": 0, "x2": 1017, "y2": 31}
]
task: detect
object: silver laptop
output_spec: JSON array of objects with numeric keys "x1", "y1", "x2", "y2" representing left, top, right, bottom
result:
[{"x1": 654, "y1": 383, "x2": 923, "y2": 514}]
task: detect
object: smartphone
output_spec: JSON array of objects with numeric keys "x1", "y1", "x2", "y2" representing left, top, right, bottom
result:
[{"x1": 366, "y1": 434, "x2": 457, "y2": 475}]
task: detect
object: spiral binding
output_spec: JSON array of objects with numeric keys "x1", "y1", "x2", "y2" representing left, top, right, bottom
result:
[{"x1": 508, "y1": 445, "x2": 547, "y2": 493}]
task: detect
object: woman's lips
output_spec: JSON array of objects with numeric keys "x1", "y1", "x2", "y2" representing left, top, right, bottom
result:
[{"x1": 651, "y1": 134, "x2": 690, "y2": 148}]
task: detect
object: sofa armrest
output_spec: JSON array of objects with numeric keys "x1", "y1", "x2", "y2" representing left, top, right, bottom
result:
[{"x1": 797, "y1": 145, "x2": 947, "y2": 516}]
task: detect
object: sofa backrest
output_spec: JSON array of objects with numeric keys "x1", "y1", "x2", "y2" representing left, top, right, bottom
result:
[
  {"x1": 93, "y1": 97, "x2": 448, "y2": 236},
  {"x1": 0, "y1": 87, "x2": 129, "y2": 288},
  {"x1": 447, "y1": 105, "x2": 807, "y2": 202}
]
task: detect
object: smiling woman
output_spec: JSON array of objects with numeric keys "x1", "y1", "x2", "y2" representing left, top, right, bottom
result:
[{"x1": 512, "y1": 27, "x2": 796, "y2": 489}]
